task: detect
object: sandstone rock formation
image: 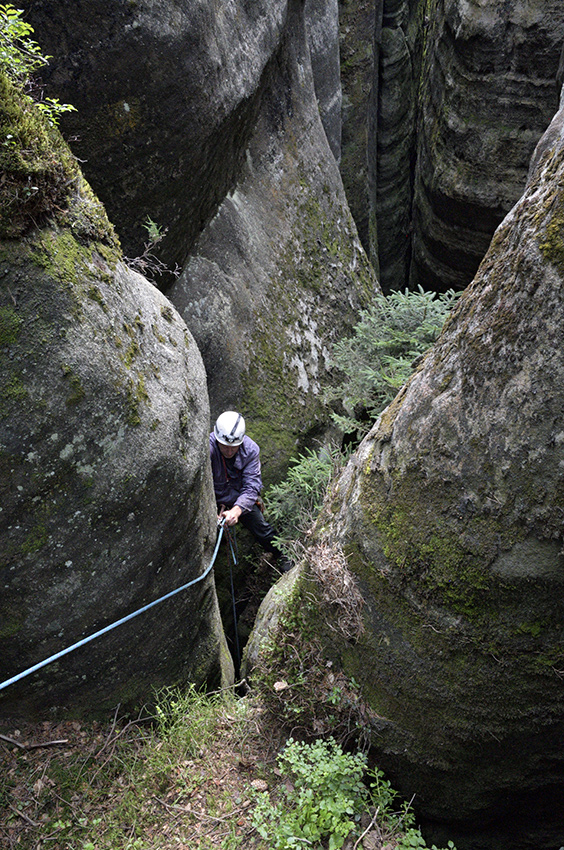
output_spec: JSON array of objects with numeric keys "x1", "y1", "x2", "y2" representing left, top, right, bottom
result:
[
  {"x1": 27, "y1": 0, "x2": 375, "y2": 484},
  {"x1": 168, "y1": 0, "x2": 376, "y2": 486},
  {"x1": 326, "y1": 97, "x2": 564, "y2": 842},
  {"x1": 411, "y1": 0, "x2": 564, "y2": 292},
  {"x1": 306, "y1": 0, "x2": 342, "y2": 161},
  {"x1": 339, "y1": 0, "x2": 376, "y2": 253},
  {"x1": 0, "y1": 75, "x2": 231, "y2": 719},
  {"x1": 24, "y1": 0, "x2": 290, "y2": 268},
  {"x1": 339, "y1": 0, "x2": 564, "y2": 292},
  {"x1": 246, "y1": 91, "x2": 564, "y2": 848}
]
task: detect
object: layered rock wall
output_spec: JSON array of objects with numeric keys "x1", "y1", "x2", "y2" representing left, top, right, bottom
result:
[
  {"x1": 369, "y1": 0, "x2": 422, "y2": 291},
  {"x1": 339, "y1": 0, "x2": 564, "y2": 292},
  {"x1": 411, "y1": 0, "x2": 564, "y2": 291}
]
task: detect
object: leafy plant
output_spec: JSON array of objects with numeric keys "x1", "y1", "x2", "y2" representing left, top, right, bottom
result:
[
  {"x1": 0, "y1": 4, "x2": 76, "y2": 125},
  {"x1": 251, "y1": 737, "x2": 457, "y2": 850},
  {"x1": 0, "y1": 3, "x2": 47, "y2": 81},
  {"x1": 325, "y1": 286, "x2": 460, "y2": 436},
  {"x1": 252, "y1": 737, "x2": 369, "y2": 850},
  {"x1": 125, "y1": 215, "x2": 181, "y2": 283},
  {"x1": 35, "y1": 95, "x2": 76, "y2": 126}
]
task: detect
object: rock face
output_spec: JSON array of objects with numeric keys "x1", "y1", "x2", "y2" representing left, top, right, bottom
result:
[
  {"x1": 24, "y1": 0, "x2": 290, "y2": 268},
  {"x1": 0, "y1": 77, "x2": 231, "y2": 718},
  {"x1": 369, "y1": 0, "x2": 421, "y2": 291},
  {"x1": 316, "y1": 96, "x2": 564, "y2": 845},
  {"x1": 305, "y1": 0, "x2": 342, "y2": 161},
  {"x1": 245, "y1": 94, "x2": 564, "y2": 848},
  {"x1": 27, "y1": 0, "x2": 375, "y2": 484},
  {"x1": 27, "y1": 0, "x2": 343, "y2": 256},
  {"x1": 339, "y1": 0, "x2": 376, "y2": 254},
  {"x1": 339, "y1": 0, "x2": 564, "y2": 292},
  {"x1": 168, "y1": 0, "x2": 376, "y2": 485},
  {"x1": 411, "y1": 0, "x2": 564, "y2": 292}
]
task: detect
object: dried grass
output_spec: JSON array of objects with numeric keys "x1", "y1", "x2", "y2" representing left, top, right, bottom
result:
[{"x1": 308, "y1": 540, "x2": 365, "y2": 642}]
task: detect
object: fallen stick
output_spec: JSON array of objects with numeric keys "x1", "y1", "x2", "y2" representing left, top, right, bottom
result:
[
  {"x1": 0, "y1": 733, "x2": 68, "y2": 750},
  {"x1": 8, "y1": 802, "x2": 40, "y2": 827}
]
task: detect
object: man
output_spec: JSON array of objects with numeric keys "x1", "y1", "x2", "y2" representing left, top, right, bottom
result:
[{"x1": 209, "y1": 411, "x2": 292, "y2": 572}]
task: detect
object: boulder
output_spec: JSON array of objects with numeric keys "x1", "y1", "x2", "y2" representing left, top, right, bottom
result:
[
  {"x1": 24, "y1": 0, "x2": 290, "y2": 267},
  {"x1": 0, "y1": 75, "x2": 231, "y2": 719},
  {"x1": 321, "y1": 90, "x2": 564, "y2": 843},
  {"x1": 245, "y1": 90, "x2": 564, "y2": 848}
]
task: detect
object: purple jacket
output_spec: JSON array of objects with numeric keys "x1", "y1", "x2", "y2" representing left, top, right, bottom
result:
[{"x1": 209, "y1": 433, "x2": 263, "y2": 513}]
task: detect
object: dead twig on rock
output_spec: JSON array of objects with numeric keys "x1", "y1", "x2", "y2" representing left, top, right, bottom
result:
[
  {"x1": 308, "y1": 541, "x2": 365, "y2": 640},
  {"x1": 353, "y1": 806, "x2": 380, "y2": 850}
]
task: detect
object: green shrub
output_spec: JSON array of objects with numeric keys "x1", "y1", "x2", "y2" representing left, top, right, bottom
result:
[
  {"x1": 0, "y1": 4, "x2": 75, "y2": 125},
  {"x1": 0, "y1": 5, "x2": 80, "y2": 237},
  {"x1": 252, "y1": 737, "x2": 369, "y2": 850},
  {"x1": 251, "y1": 737, "x2": 457, "y2": 850},
  {"x1": 0, "y1": 3, "x2": 47, "y2": 81},
  {"x1": 325, "y1": 286, "x2": 460, "y2": 436}
]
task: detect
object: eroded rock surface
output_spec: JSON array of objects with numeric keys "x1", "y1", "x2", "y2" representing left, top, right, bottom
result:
[
  {"x1": 245, "y1": 93, "x2": 564, "y2": 849},
  {"x1": 306, "y1": 0, "x2": 342, "y2": 161},
  {"x1": 0, "y1": 79, "x2": 231, "y2": 718},
  {"x1": 24, "y1": 0, "x2": 290, "y2": 267},
  {"x1": 339, "y1": 0, "x2": 564, "y2": 292},
  {"x1": 322, "y1": 95, "x2": 564, "y2": 843},
  {"x1": 411, "y1": 0, "x2": 564, "y2": 292},
  {"x1": 168, "y1": 0, "x2": 376, "y2": 485},
  {"x1": 27, "y1": 0, "x2": 374, "y2": 482}
]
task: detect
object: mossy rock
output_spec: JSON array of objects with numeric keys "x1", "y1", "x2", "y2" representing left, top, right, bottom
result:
[
  {"x1": 0, "y1": 71, "x2": 118, "y2": 247},
  {"x1": 0, "y1": 78, "x2": 230, "y2": 719}
]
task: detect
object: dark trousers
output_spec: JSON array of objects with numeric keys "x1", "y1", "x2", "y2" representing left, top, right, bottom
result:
[{"x1": 223, "y1": 502, "x2": 281, "y2": 557}]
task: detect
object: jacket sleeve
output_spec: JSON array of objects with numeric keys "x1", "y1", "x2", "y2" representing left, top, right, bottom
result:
[{"x1": 235, "y1": 439, "x2": 262, "y2": 512}]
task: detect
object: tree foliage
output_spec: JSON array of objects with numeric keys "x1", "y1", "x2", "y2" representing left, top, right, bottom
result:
[
  {"x1": 265, "y1": 444, "x2": 346, "y2": 552},
  {"x1": 0, "y1": 4, "x2": 75, "y2": 125},
  {"x1": 325, "y1": 286, "x2": 460, "y2": 436},
  {"x1": 0, "y1": 3, "x2": 47, "y2": 80}
]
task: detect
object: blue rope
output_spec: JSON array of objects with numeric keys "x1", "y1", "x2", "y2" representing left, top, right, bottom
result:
[{"x1": 0, "y1": 522, "x2": 226, "y2": 694}]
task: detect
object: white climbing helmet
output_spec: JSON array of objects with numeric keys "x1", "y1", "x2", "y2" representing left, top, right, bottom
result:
[{"x1": 214, "y1": 411, "x2": 246, "y2": 446}]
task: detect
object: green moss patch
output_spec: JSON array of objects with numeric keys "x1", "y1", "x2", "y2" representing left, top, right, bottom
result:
[
  {"x1": 0, "y1": 71, "x2": 119, "y2": 249},
  {"x1": 0, "y1": 304, "x2": 23, "y2": 345},
  {"x1": 0, "y1": 71, "x2": 80, "y2": 238}
]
